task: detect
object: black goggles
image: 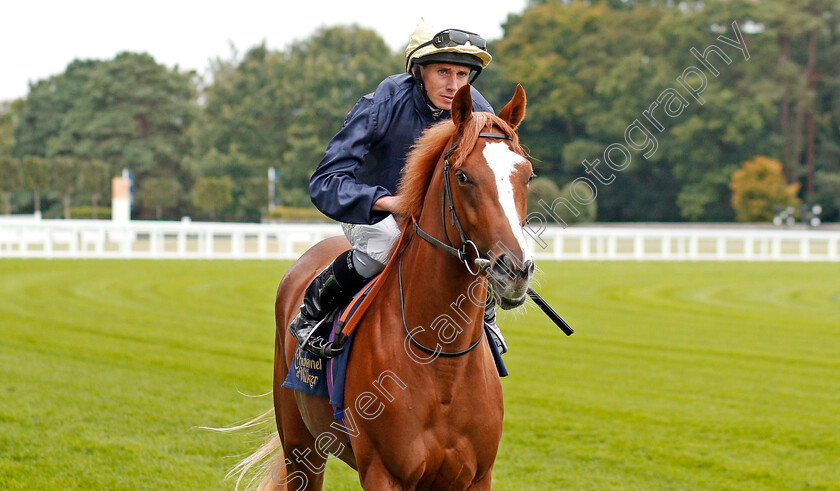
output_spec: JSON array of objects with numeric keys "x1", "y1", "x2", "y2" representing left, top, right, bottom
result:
[
  {"x1": 430, "y1": 29, "x2": 486, "y2": 51},
  {"x1": 408, "y1": 29, "x2": 487, "y2": 63}
]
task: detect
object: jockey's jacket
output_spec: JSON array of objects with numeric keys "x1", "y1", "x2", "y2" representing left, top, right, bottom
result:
[{"x1": 309, "y1": 73, "x2": 494, "y2": 225}]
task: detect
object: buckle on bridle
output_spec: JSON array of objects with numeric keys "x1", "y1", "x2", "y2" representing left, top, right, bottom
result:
[{"x1": 461, "y1": 240, "x2": 485, "y2": 276}]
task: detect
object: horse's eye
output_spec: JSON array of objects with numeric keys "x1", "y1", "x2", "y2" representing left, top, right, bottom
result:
[
  {"x1": 529, "y1": 172, "x2": 536, "y2": 183},
  {"x1": 455, "y1": 170, "x2": 469, "y2": 184}
]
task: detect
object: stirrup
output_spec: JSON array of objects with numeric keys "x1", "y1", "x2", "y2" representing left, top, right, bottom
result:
[
  {"x1": 305, "y1": 336, "x2": 346, "y2": 359},
  {"x1": 290, "y1": 314, "x2": 345, "y2": 359}
]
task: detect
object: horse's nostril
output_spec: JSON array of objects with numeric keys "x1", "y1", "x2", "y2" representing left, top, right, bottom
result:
[
  {"x1": 491, "y1": 255, "x2": 508, "y2": 276},
  {"x1": 522, "y1": 259, "x2": 534, "y2": 279},
  {"x1": 492, "y1": 255, "x2": 533, "y2": 281}
]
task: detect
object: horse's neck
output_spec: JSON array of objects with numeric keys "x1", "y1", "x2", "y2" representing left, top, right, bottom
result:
[{"x1": 396, "y1": 215, "x2": 487, "y2": 352}]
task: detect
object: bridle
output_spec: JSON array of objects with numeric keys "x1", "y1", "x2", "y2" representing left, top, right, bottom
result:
[
  {"x1": 412, "y1": 131, "x2": 514, "y2": 276},
  {"x1": 402, "y1": 130, "x2": 515, "y2": 358}
]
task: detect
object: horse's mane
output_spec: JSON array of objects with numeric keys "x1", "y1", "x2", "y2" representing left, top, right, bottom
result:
[{"x1": 396, "y1": 112, "x2": 524, "y2": 220}]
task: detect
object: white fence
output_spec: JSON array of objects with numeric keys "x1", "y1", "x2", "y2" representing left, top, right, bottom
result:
[
  {"x1": 528, "y1": 225, "x2": 840, "y2": 262},
  {"x1": 1, "y1": 216, "x2": 839, "y2": 261},
  {"x1": 0, "y1": 217, "x2": 343, "y2": 260}
]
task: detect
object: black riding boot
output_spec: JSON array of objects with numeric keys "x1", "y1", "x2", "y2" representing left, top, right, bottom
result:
[
  {"x1": 289, "y1": 250, "x2": 367, "y2": 358},
  {"x1": 484, "y1": 291, "x2": 508, "y2": 354}
]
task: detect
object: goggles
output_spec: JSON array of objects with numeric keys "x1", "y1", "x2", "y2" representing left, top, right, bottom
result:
[
  {"x1": 430, "y1": 29, "x2": 486, "y2": 51},
  {"x1": 407, "y1": 29, "x2": 488, "y2": 63}
]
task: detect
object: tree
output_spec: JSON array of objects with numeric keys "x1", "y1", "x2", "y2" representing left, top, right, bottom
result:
[
  {"x1": 138, "y1": 177, "x2": 182, "y2": 219},
  {"x1": 756, "y1": 0, "x2": 840, "y2": 194},
  {"x1": 527, "y1": 177, "x2": 597, "y2": 226},
  {"x1": 192, "y1": 176, "x2": 233, "y2": 220},
  {"x1": 238, "y1": 177, "x2": 269, "y2": 218},
  {"x1": 52, "y1": 156, "x2": 80, "y2": 219},
  {"x1": 813, "y1": 171, "x2": 840, "y2": 221},
  {"x1": 78, "y1": 160, "x2": 111, "y2": 218},
  {"x1": 22, "y1": 155, "x2": 50, "y2": 213},
  {"x1": 0, "y1": 155, "x2": 21, "y2": 214},
  {"x1": 194, "y1": 26, "x2": 402, "y2": 218},
  {"x1": 730, "y1": 156, "x2": 800, "y2": 222},
  {"x1": 0, "y1": 99, "x2": 24, "y2": 157},
  {"x1": 14, "y1": 53, "x2": 198, "y2": 211},
  {"x1": 493, "y1": 1, "x2": 779, "y2": 221}
]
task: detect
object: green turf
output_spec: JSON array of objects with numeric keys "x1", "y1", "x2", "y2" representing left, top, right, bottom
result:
[{"x1": 1, "y1": 259, "x2": 838, "y2": 490}]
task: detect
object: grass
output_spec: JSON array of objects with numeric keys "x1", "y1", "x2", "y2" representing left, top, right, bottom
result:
[{"x1": 1, "y1": 259, "x2": 838, "y2": 490}]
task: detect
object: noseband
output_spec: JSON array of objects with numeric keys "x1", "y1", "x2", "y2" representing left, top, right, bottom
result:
[{"x1": 412, "y1": 131, "x2": 514, "y2": 276}]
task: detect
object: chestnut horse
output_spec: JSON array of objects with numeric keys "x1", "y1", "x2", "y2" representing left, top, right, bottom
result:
[{"x1": 240, "y1": 84, "x2": 533, "y2": 490}]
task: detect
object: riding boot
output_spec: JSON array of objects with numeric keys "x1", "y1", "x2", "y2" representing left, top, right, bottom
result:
[
  {"x1": 484, "y1": 291, "x2": 508, "y2": 354},
  {"x1": 289, "y1": 250, "x2": 367, "y2": 358}
]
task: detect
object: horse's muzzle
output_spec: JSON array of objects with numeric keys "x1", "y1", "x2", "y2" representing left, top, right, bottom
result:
[{"x1": 487, "y1": 254, "x2": 534, "y2": 309}]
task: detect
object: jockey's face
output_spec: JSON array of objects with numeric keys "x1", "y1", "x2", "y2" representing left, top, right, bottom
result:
[{"x1": 419, "y1": 63, "x2": 471, "y2": 110}]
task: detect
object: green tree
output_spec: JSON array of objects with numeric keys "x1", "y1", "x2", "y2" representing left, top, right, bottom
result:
[
  {"x1": 0, "y1": 99, "x2": 24, "y2": 157},
  {"x1": 730, "y1": 156, "x2": 800, "y2": 222},
  {"x1": 138, "y1": 177, "x2": 182, "y2": 219},
  {"x1": 14, "y1": 59, "x2": 100, "y2": 158},
  {"x1": 78, "y1": 160, "x2": 111, "y2": 218},
  {"x1": 0, "y1": 155, "x2": 21, "y2": 214},
  {"x1": 494, "y1": 1, "x2": 779, "y2": 221},
  {"x1": 527, "y1": 177, "x2": 597, "y2": 225},
  {"x1": 239, "y1": 177, "x2": 269, "y2": 218},
  {"x1": 194, "y1": 26, "x2": 401, "y2": 218},
  {"x1": 192, "y1": 176, "x2": 232, "y2": 220},
  {"x1": 756, "y1": 0, "x2": 840, "y2": 194},
  {"x1": 15, "y1": 53, "x2": 198, "y2": 212},
  {"x1": 22, "y1": 155, "x2": 50, "y2": 213},
  {"x1": 52, "y1": 156, "x2": 81, "y2": 219},
  {"x1": 528, "y1": 177, "x2": 562, "y2": 219},
  {"x1": 812, "y1": 171, "x2": 840, "y2": 221}
]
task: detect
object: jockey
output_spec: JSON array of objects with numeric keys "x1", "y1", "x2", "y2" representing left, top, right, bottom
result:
[{"x1": 291, "y1": 19, "x2": 507, "y2": 359}]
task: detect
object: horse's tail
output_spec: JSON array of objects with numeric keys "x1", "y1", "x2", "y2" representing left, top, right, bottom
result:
[
  {"x1": 231, "y1": 430, "x2": 286, "y2": 491},
  {"x1": 201, "y1": 407, "x2": 288, "y2": 490}
]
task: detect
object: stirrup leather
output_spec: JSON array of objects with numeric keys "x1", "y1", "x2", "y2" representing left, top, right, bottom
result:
[{"x1": 484, "y1": 293, "x2": 508, "y2": 354}]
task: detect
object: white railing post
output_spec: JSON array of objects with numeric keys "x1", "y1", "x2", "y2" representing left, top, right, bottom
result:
[
  {"x1": 258, "y1": 229, "x2": 267, "y2": 258},
  {"x1": 634, "y1": 235, "x2": 644, "y2": 260},
  {"x1": 553, "y1": 229, "x2": 564, "y2": 260},
  {"x1": 205, "y1": 229, "x2": 214, "y2": 258},
  {"x1": 745, "y1": 236, "x2": 754, "y2": 261}
]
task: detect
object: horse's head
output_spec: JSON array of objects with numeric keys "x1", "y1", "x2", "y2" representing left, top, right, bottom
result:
[{"x1": 444, "y1": 84, "x2": 534, "y2": 309}]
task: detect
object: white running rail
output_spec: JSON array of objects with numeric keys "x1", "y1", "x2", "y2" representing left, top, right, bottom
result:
[{"x1": 1, "y1": 216, "x2": 838, "y2": 261}]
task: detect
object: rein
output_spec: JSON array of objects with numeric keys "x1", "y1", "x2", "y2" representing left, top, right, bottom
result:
[
  {"x1": 412, "y1": 131, "x2": 513, "y2": 275},
  {"x1": 398, "y1": 254, "x2": 484, "y2": 357}
]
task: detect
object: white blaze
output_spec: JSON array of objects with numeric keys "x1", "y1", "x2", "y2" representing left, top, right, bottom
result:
[{"x1": 482, "y1": 141, "x2": 533, "y2": 262}]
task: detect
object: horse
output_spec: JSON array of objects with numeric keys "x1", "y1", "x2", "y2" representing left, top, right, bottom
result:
[{"x1": 240, "y1": 83, "x2": 534, "y2": 490}]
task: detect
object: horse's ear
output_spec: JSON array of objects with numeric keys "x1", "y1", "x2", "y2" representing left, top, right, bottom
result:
[
  {"x1": 451, "y1": 84, "x2": 473, "y2": 129},
  {"x1": 498, "y1": 84, "x2": 527, "y2": 129}
]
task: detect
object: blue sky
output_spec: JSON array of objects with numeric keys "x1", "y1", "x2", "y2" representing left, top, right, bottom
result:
[{"x1": 2, "y1": 0, "x2": 526, "y2": 102}]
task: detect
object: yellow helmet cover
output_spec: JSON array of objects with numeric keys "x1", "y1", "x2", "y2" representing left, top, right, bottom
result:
[{"x1": 405, "y1": 18, "x2": 492, "y2": 73}]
